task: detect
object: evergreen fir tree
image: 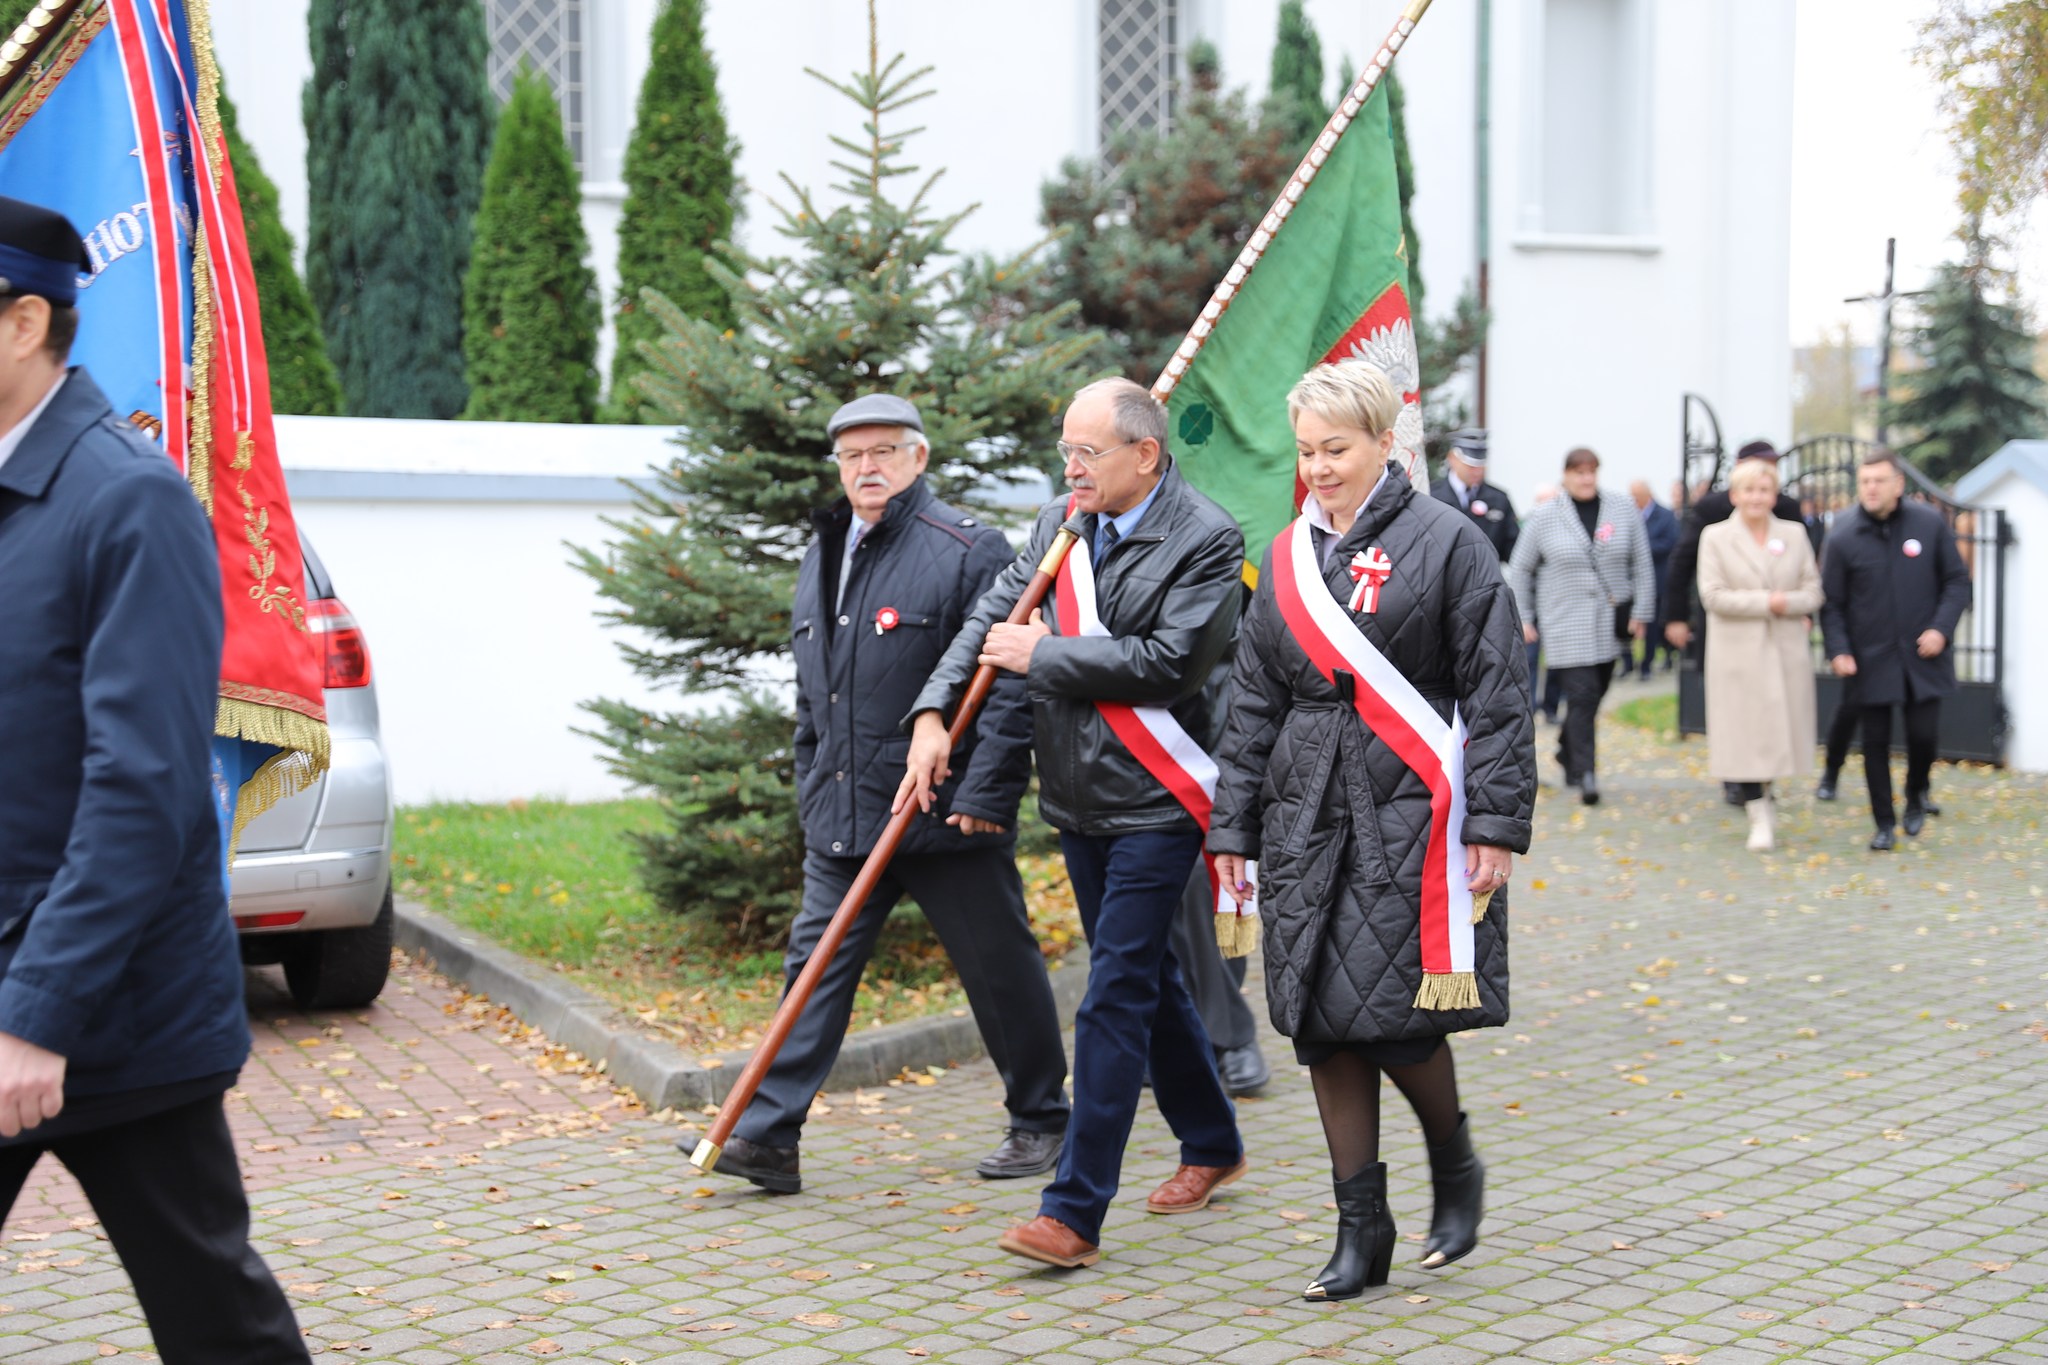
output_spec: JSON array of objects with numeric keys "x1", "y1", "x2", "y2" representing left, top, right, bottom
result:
[
  {"x1": 1267, "y1": 0, "x2": 1326, "y2": 150},
  {"x1": 219, "y1": 80, "x2": 344, "y2": 417},
  {"x1": 462, "y1": 68, "x2": 600, "y2": 423},
  {"x1": 303, "y1": 0, "x2": 490, "y2": 418},
  {"x1": 575, "y1": 10, "x2": 1098, "y2": 937},
  {"x1": 1888, "y1": 236, "x2": 2046, "y2": 483},
  {"x1": 606, "y1": 0, "x2": 738, "y2": 420},
  {"x1": 1040, "y1": 41, "x2": 1298, "y2": 382}
]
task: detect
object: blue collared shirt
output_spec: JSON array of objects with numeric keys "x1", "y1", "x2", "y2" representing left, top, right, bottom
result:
[{"x1": 1096, "y1": 474, "x2": 1167, "y2": 561}]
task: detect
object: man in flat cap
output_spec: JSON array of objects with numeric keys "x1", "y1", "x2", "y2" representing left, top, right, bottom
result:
[
  {"x1": 1430, "y1": 429, "x2": 1520, "y2": 565},
  {"x1": 0, "y1": 196, "x2": 311, "y2": 1361},
  {"x1": 690, "y1": 393, "x2": 1070, "y2": 1194}
]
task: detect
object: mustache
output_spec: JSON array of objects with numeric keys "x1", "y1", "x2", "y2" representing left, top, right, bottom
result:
[{"x1": 854, "y1": 475, "x2": 891, "y2": 490}]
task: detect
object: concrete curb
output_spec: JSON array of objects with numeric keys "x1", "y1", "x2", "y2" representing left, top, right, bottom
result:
[{"x1": 393, "y1": 899, "x2": 1091, "y2": 1114}]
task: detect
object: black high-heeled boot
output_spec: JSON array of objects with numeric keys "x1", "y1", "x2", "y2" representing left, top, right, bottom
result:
[
  {"x1": 1303, "y1": 1163, "x2": 1395, "y2": 1300},
  {"x1": 1420, "y1": 1113, "x2": 1484, "y2": 1268}
]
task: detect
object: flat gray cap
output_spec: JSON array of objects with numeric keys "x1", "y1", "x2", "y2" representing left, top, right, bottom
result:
[
  {"x1": 1446, "y1": 428, "x2": 1489, "y2": 463},
  {"x1": 826, "y1": 393, "x2": 924, "y2": 441}
]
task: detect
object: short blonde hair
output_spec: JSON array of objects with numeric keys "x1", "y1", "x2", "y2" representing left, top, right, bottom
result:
[
  {"x1": 1287, "y1": 360, "x2": 1401, "y2": 437},
  {"x1": 1727, "y1": 459, "x2": 1781, "y2": 497}
]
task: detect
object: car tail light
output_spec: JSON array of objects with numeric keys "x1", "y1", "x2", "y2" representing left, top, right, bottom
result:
[
  {"x1": 308, "y1": 598, "x2": 373, "y2": 689},
  {"x1": 234, "y1": 911, "x2": 307, "y2": 930}
]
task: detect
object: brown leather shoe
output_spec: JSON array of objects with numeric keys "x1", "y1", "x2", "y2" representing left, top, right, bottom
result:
[
  {"x1": 997, "y1": 1215, "x2": 1100, "y2": 1268},
  {"x1": 1146, "y1": 1157, "x2": 1249, "y2": 1214}
]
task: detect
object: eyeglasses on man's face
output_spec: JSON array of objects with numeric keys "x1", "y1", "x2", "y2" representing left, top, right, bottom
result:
[
  {"x1": 833, "y1": 442, "x2": 919, "y2": 468},
  {"x1": 1056, "y1": 439, "x2": 1138, "y2": 466}
]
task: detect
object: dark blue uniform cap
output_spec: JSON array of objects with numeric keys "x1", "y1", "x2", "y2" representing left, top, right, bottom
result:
[{"x1": 0, "y1": 195, "x2": 91, "y2": 307}]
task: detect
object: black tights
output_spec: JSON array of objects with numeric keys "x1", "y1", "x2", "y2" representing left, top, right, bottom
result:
[{"x1": 1308, "y1": 1040, "x2": 1463, "y2": 1180}]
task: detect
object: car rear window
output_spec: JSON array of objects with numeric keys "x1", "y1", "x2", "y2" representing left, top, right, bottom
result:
[{"x1": 298, "y1": 535, "x2": 336, "y2": 601}]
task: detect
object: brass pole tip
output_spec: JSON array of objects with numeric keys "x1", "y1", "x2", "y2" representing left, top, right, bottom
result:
[{"x1": 689, "y1": 1139, "x2": 721, "y2": 1173}]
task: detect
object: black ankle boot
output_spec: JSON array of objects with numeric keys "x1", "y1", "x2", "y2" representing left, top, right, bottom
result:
[
  {"x1": 1304, "y1": 1163, "x2": 1395, "y2": 1300},
  {"x1": 1421, "y1": 1113, "x2": 1484, "y2": 1268}
]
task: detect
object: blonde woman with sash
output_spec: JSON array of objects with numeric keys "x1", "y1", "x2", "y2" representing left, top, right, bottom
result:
[{"x1": 1210, "y1": 361, "x2": 1536, "y2": 1299}]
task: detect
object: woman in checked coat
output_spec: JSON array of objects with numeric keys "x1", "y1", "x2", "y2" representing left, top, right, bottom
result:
[{"x1": 1209, "y1": 362, "x2": 1536, "y2": 1299}]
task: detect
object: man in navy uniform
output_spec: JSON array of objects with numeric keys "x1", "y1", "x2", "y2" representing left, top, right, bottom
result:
[
  {"x1": 1430, "y1": 428, "x2": 1519, "y2": 565},
  {"x1": 698, "y1": 394, "x2": 1070, "y2": 1195},
  {"x1": 0, "y1": 196, "x2": 310, "y2": 1362}
]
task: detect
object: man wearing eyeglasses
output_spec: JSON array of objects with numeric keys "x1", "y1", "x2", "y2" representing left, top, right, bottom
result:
[
  {"x1": 697, "y1": 393, "x2": 1070, "y2": 1196},
  {"x1": 905, "y1": 378, "x2": 1248, "y2": 1269}
]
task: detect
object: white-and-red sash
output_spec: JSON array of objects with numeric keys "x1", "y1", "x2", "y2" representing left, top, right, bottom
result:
[
  {"x1": 1270, "y1": 515, "x2": 1478, "y2": 1009},
  {"x1": 1052, "y1": 517, "x2": 1253, "y2": 920}
]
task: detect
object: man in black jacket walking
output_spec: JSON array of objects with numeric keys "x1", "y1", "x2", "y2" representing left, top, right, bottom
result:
[
  {"x1": 906, "y1": 379, "x2": 1246, "y2": 1270},
  {"x1": 698, "y1": 395, "x2": 1070, "y2": 1194},
  {"x1": 1819, "y1": 450, "x2": 1972, "y2": 851}
]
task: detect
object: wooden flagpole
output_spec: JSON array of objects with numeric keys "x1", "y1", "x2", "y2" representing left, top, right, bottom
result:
[
  {"x1": 690, "y1": 518, "x2": 1088, "y2": 1176},
  {"x1": 0, "y1": 0, "x2": 90, "y2": 103},
  {"x1": 1148, "y1": 0, "x2": 1435, "y2": 407}
]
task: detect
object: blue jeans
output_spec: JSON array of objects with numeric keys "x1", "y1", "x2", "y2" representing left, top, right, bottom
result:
[{"x1": 1039, "y1": 827, "x2": 1242, "y2": 1244}]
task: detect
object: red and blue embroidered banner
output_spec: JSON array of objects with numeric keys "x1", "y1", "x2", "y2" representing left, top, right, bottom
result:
[{"x1": 0, "y1": 0, "x2": 329, "y2": 852}]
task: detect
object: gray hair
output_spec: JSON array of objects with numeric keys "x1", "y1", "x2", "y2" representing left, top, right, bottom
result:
[{"x1": 1076, "y1": 377, "x2": 1168, "y2": 447}]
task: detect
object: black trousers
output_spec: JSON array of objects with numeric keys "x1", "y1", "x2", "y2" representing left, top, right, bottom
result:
[
  {"x1": 0, "y1": 1093, "x2": 309, "y2": 1365},
  {"x1": 735, "y1": 844, "x2": 1071, "y2": 1147},
  {"x1": 1861, "y1": 697, "x2": 1941, "y2": 830},
  {"x1": 1551, "y1": 661, "x2": 1616, "y2": 782},
  {"x1": 1824, "y1": 676, "x2": 1862, "y2": 775},
  {"x1": 1169, "y1": 861, "x2": 1254, "y2": 1052}
]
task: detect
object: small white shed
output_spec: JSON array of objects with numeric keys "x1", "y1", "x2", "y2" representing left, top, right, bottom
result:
[{"x1": 1956, "y1": 441, "x2": 2048, "y2": 773}]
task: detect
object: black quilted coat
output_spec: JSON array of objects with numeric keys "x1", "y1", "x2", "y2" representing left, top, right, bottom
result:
[{"x1": 1208, "y1": 478, "x2": 1537, "y2": 1042}]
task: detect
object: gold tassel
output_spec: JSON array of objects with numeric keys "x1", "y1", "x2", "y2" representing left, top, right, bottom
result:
[
  {"x1": 1413, "y1": 971, "x2": 1479, "y2": 1012},
  {"x1": 1471, "y1": 886, "x2": 1495, "y2": 925},
  {"x1": 1215, "y1": 913, "x2": 1260, "y2": 960}
]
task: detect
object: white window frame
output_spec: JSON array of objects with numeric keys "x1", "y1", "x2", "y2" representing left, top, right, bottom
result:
[{"x1": 1513, "y1": 0, "x2": 1658, "y2": 253}]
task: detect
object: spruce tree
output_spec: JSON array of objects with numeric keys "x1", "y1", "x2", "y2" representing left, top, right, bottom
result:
[
  {"x1": 303, "y1": 0, "x2": 490, "y2": 418},
  {"x1": 1888, "y1": 238, "x2": 2045, "y2": 483},
  {"x1": 1267, "y1": 0, "x2": 1326, "y2": 150},
  {"x1": 219, "y1": 81, "x2": 344, "y2": 416},
  {"x1": 1041, "y1": 41, "x2": 1298, "y2": 382},
  {"x1": 1385, "y1": 64, "x2": 1423, "y2": 325},
  {"x1": 462, "y1": 68, "x2": 600, "y2": 423},
  {"x1": 606, "y1": 0, "x2": 738, "y2": 420},
  {"x1": 576, "y1": 9, "x2": 1098, "y2": 937}
]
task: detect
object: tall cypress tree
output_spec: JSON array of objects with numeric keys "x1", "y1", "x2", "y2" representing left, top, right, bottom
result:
[
  {"x1": 576, "y1": 13, "x2": 1098, "y2": 936},
  {"x1": 1385, "y1": 63, "x2": 1423, "y2": 325},
  {"x1": 303, "y1": 0, "x2": 490, "y2": 418},
  {"x1": 1267, "y1": 0, "x2": 1326, "y2": 150},
  {"x1": 218, "y1": 81, "x2": 344, "y2": 417},
  {"x1": 1888, "y1": 239, "x2": 2046, "y2": 483},
  {"x1": 462, "y1": 69, "x2": 600, "y2": 423},
  {"x1": 607, "y1": 0, "x2": 738, "y2": 420}
]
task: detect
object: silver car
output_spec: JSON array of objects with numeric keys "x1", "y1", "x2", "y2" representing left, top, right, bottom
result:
[{"x1": 231, "y1": 538, "x2": 395, "y2": 1010}]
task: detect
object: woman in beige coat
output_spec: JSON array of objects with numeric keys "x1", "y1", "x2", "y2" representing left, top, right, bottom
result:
[{"x1": 1698, "y1": 459, "x2": 1824, "y2": 851}]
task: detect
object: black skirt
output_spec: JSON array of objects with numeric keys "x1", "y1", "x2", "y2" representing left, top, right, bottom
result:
[{"x1": 1293, "y1": 1034, "x2": 1447, "y2": 1067}]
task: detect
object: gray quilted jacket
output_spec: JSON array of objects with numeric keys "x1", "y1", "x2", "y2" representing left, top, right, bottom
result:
[{"x1": 1208, "y1": 479, "x2": 1536, "y2": 1042}]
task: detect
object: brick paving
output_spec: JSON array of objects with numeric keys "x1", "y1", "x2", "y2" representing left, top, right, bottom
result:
[{"x1": 5, "y1": 699, "x2": 2046, "y2": 1364}]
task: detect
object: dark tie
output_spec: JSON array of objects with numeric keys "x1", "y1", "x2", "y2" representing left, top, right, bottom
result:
[{"x1": 1096, "y1": 519, "x2": 1120, "y2": 562}]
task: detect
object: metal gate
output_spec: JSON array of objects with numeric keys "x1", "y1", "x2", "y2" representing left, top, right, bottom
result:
[{"x1": 1675, "y1": 425, "x2": 2010, "y2": 765}]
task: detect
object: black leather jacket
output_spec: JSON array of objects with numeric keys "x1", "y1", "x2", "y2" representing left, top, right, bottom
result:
[{"x1": 911, "y1": 460, "x2": 1245, "y2": 836}]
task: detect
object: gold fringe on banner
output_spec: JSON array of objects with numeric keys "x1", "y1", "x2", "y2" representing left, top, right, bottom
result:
[
  {"x1": 1413, "y1": 971, "x2": 1479, "y2": 1013},
  {"x1": 1470, "y1": 885, "x2": 1495, "y2": 925},
  {"x1": 216, "y1": 696, "x2": 331, "y2": 853}
]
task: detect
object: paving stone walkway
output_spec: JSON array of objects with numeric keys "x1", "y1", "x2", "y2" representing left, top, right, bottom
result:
[{"x1": 5, "y1": 702, "x2": 2046, "y2": 1364}]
